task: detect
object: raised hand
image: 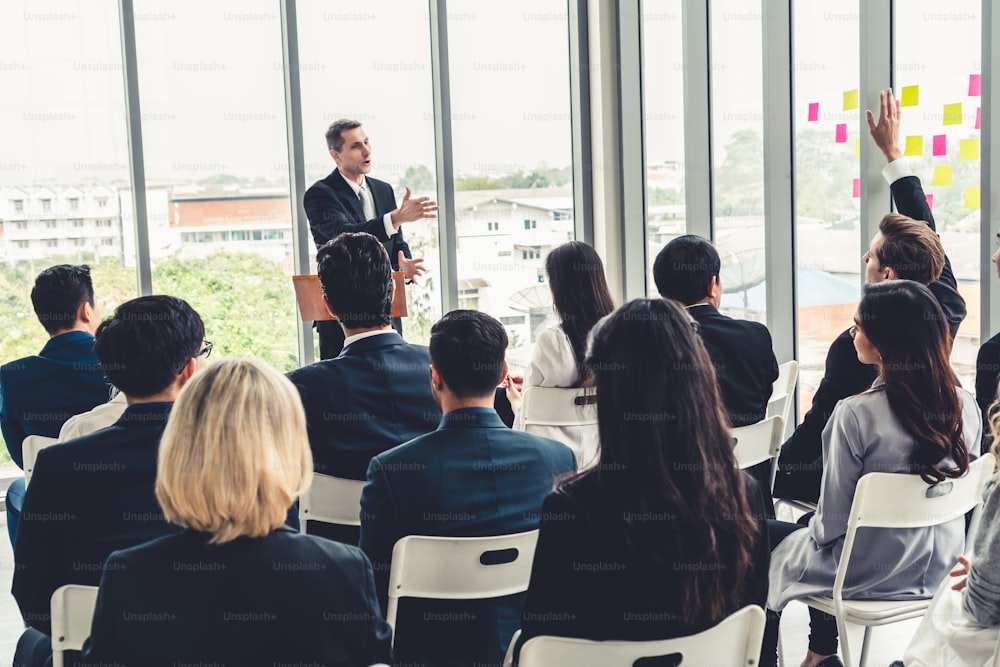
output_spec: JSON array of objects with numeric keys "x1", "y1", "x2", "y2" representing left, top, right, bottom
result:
[
  {"x1": 391, "y1": 187, "x2": 439, "y2": 228},
  {"x1": 398, "y1": 250, "x2": 427, "y2": 285},
  {"x1": 865, "y1": 87, "x2": 902, "y2": 163}
]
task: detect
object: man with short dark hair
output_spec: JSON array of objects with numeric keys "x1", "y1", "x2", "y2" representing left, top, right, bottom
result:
[
  {"x1": 653, "y1": 235, "x2": 779, "y2": 428},
  {"x1": 12, "y1": 295, "x2": 207, "y2": 667},
  {"x1": 287, "y1": 232, "x2": 442, "y2": 542},
  {"x1": 774, "y1": 88, "x2": 967, "y2": 503},
  {"x1": 0, "y1": 264, "x2": 111, "y2": 544},
  {"x1": 304, "y1": 119, "x2": 437, "y2": 358},
  {"x1": 359, "y1": 309, "x2": 576, "y2": 667}
]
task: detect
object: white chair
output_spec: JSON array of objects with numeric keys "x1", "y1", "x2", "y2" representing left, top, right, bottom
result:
[
  {"x1": 50, "y1": 584, "x2": 99, "y2": 667},
  {"x1": 732, "y1": 415, "x2": 784, "y2": 490},
  {"x1": 798, "y1": 455, "x2": 993, "y2": 667},
  {"x1": 23, "y1": 434, "x2": 59, "y2": 488},
  {"x1": 767, "y1": 360, "x2": 799, "y2": 438},
  {"x1": 385, "y1": 530, "x2": 539, "y2": 646},
  {"x1": 298, "y1": 472, "x2": 366, "y2": 532},
  {"x1": 510, "y1": 604, "x2": 765, "y2": 666},
  {"x1": 517, "y1": 386, "x2": 598, "y2": 469}
]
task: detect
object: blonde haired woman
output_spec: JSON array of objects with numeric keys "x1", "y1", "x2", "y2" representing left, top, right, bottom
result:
[{"x1": 81, "y1": 359, "x2": 393, "y2": 667}]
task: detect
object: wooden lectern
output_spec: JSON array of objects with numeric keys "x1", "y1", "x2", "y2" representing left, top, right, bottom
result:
[{"x1": 292, "y1": 271, "x2": 408, "y2": 321}]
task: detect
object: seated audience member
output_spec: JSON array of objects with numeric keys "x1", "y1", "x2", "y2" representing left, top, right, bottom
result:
[
  {"x1": 81, "y1": 359, "x2": 393, "y2": 667},
  {"x1": 775, "y1": 88, "x2": 966, "y2": 503},
  {"x1": 652, "y1": 235, "x2": 779, "y2": 428},
  {"x1": 12, "y1": 295, "x2": 207, "y2": 667},
  {"x1": 975, "y1": 232, "x2": 1000, "y2": 452},
  {"x1": 58, "y1": 391, "x2": 128, "y2": 441},
  {"x1": 0, "y1": 264, "x2": 112, "y2": 544},
  {"x1": 287, "y1": 232, "x2": 440, "y2": 543},
  {"x1": 359, "y1": 310, "x2": 576, "y2": 667},
  {"x1": 515, "y1": 298, "x2": 769, "y2": 663},
  {"x1": 893, "y1": 394, "x2": 1000, "y2": 667},
  {"x1": 764, "y1": 280, "x2": 979, "y2": 667}
]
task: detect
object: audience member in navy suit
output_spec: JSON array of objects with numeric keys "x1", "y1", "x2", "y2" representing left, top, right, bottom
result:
[
  {"x1": 359, "y1": 310, "x2": 576, "y2": 667},
  {"x1": 81, "y1": 359, "x2": 394, "y2": 667},
  {"x1": 13, "y1": 295, "x2": 207, "y2": 667},
  {"x1": 288, "y1": 232, "x2": 441, "y2": 544},
  {"x1": 0, "y1": 264, "x2": 112, "y2": 544},
  {"x1": 515, "y1": 298, "x2": 769, "y2": 665}
]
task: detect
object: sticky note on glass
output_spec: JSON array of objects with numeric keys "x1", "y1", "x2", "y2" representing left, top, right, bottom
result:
[
  {"x1": 855, "y1": 139, "x2": 861, "y2": 157},
  {"x1": 843, "y1": 89, "x2": 859, "y2": 110},
  {"x1": 960, "y1": 138, "x2": 979, "y2": 161},
  {"x1": 931, "y1": 165, "x2": 953, "y2": 186},
  {"x1": 943, "y1": 103, "x2": 963, "y2": 125},
  {"x1": 925, "y1": 193, "x2": 934, "y2": 211},
  {"x1": 904, "y1": 135, "x2": 923, "y2": 156},
  {"x1": 970, "y1": 74, "x2": 982, "y2": 96},
  {"x1": 808, "y1": 102, "x2": 819, "y2": 121},
  {"x1": 901, "y1": 85, "x2": 919, "y2": 107},
  {"x1": 835, "y1": 123, "x2": 847, "y2": 143},
  {"x1": 976, "y1": 107, "x2": 982, "y2": 129},
  {"x1": 964, "y1": 187, "x2": 981, "y2": 208},
  {"x1": 932, "y1": 134, "x2": 947, "y2": 156},
  {"x1": 851, "y1": 178, "x2": 860, "y2": 198}
]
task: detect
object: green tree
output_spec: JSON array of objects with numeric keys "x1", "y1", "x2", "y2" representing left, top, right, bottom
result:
[{"x1": 398, "y1": 165, "x2": 435, "y2": 192}]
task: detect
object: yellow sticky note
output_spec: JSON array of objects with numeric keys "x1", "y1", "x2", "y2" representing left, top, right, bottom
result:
[
  {"x1": 904, "y1": 135, "x2": 923, "y2": 156},
  {"x1": 900, "y1": 85, "x2": 919, "y2": 107},
  {"x1": 843, "y1": 89, "x2": 859, "y2": 110},
  {"x1": 943, "y1": 102, "x2": 963, "y2": 125},
  {"x1": 964, "y1": 187, "x2": 981, "y2": 208},
  {"x1": 959, "y1": 138, "x2": 980, "y2": 161},
  {"x1": 931, "y1": 165, "x2": 953, "y2": 186},
  {"x1": 854, "y1": 138, "x2": 861, "y2": 158}
]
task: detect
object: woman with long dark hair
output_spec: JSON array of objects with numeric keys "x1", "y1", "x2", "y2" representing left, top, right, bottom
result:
[
  {"x1": 514, "y1": 298, "x2": 769, "y2": 659},
  {"x1": 767, "y1": 280, "x2": 980, "y2": 667}
]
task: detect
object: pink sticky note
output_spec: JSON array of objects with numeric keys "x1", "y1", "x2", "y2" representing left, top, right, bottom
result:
[
  {"x1": 852, "y1": 178, "x2": 861, "y2": 198},
  {"x1": 808, "y1": 102, "x2": 819, "y2": 121},
  {"x1": 925, "y1": 194, "x2": 934, "y2": 211},
  {"x1": 976, "y1": 107, "x2": 982, "y2": 129},
  {"x1": 932, "y1": 134, "x2": 947, "y2": 156},
  {"x1": 970, "y1": 74, "x2": 982, "y2": 96},
  {"x1": 835, "y1": 123, "x2": 847, "y2": 143}
]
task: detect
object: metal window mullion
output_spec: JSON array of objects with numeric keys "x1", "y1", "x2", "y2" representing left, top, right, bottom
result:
[
  {"x1": 681, "y1": 0, "x2": 712, "y2": 242},
  {"x1": 568, "y1": 0, "x2": 594, "y2": 245},
  {"x1": 617, "y1": 0, "x2": 647, "y2": 299},
  {"x1": 429, "y1": 0, "x2": 457, "y2": 315},
  {"x1": 983, "y1": 0, "x2": 1000, "y2": 339},
  {"x1": 859, "y1": 1, "x2": 893, "y2": 258}
]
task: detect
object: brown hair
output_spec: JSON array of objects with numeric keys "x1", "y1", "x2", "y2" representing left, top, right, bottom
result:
[
  {"x1": 876, "y1": 213, "x2": 945, "y2": 284},
  {"x1": 325, "y1": 119, "x2": 363, "y2": 152}
]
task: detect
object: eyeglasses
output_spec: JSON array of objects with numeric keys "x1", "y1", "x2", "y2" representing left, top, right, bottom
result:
[{"x1": 197, "y1": 341, "x2": 213, "y2": 359}]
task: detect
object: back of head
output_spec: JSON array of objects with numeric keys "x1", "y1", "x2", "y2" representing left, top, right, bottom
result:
[
  {"x1": 430, "y1": 310, "x2": 507, "y2": 399},
  {"x1": 156, "y1": 358, "x2": 312, "y2": 544},
  {"x1": 858, "y1": 280, "x2": 967, "y2": 483},
  {"x1": 31, "y1": 264, "x2": 95, "y2": 335},
  {"x1": 545, "y1": 241, "x2": 616, "y2": 368},
  {"x1": 652, "y1": 235, "x2": 720, "y2": 305},
  {"x1": 317, "y1": 232, "x2": 392, "y2": 329},
  {"x1": 94, "y1": 296, "x2": 204, "y2": 398},
  {"x1": 584, "y1": 298, "x2": 754, "y2": 625},
  {"x1": 326, "y1": 119, "x2": 362, "y2": 151},
  {"x1": 877, "y1": 213, "x2": 945, "y2": 284}
]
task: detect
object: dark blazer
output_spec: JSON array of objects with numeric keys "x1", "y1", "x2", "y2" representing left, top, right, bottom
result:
[
  {"x1": 80, "y1": 527, "x2": 394, "y2": 667},
  {"x1": 303, "y1": 168, "x2": 411, "y2": 262},
  {"x1": 515, "y1": 472, "x2": 770, "y2": 663},
  {"x1": 12, "y1": 403, "x2": 180, "y2": 637},
  {"x1": 775, "y1": 174, "x2": 967, "y2": 502},
  {"x1": 976, "y1": 331, "x2": 1000, "y2": 453},
  {"x1": 687, "y1": 304, "x2": 778, "y2": 427},
  {"x1": 0, "y1": 330, "x2": 112, "y2": 467},
  {"x1": 359, "y1": 408, "x2": 576, "y2": 667}
]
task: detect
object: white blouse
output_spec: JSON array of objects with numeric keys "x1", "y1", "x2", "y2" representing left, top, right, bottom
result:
[{"x1": 523, "y1": 325, "x2": 579, "y2": 389}]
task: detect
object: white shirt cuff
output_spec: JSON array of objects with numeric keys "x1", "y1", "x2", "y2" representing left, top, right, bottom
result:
[
  {"x1": 882, "y1": 158, "x2": 915, "y2": 185},
  {"x1": 382, "y1": 213, "x2": 396, "y2": 239}
]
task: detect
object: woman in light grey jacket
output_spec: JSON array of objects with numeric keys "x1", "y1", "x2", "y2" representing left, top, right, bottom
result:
[{"x1": 764, "y1": 280, "x2": 980, "y2": 667}]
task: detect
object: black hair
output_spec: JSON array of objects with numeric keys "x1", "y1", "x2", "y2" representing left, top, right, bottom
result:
[
  {"x1": 30, "y1": 264, "x2": 95, "y2": 335},
  {"x1": 316, "y1": 232, "x2": 392, "y2": 330},
  {"x1": 652, "y1": 235, "x2": 721, "y2": 306},
  {"x1": 429, "y1": 310, "x2": 508, "y2": 399}
]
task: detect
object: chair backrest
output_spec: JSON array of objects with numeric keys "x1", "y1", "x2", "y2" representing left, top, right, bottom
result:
[
  {"x1": 516, "y1": 604, "x2": 766, "y2": 667},
  {"x1": 298, "y1": 473, "x2": 366, "y2": 531},
  {"x1": 385, "y1": 530, "x2": 539, "y2": 639},
  {"x1": 833, "y1": 456, "x2": 993, "y2": 602},
  {"x1": 518, "y1": 386, "x2": 599, "y2": 469},
  {"x1": 732, "y1": 416, "x2": 784, "y2": 490},
  {"x1": 766, "y1": 360, "x2": 799, "y2": 436},
  {"x1": 50, "y1": 584, "x2": 99, "y2": 667},
  {"x1": 23, "y1": 434, "x2": 59, "y2": 488}
]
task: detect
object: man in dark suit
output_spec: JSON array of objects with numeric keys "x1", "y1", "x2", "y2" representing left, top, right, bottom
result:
[
  {"x1": 304, "y1": 119, "x2": 437, "y2": 359},
  {"x1": 653, "y1": 235, "x2": 779, "y2": 428},
  {"x1": 12, "y1": 295, "x2": 208, "y2": 667},
  {"x1": 287, "y1": 232, "x2": 441, "y2": 543},
  {"x1": 359, "y1": 309, "x2": 576, "y2": 667},
  {"x1": 0, "y1": 264, "x2": 112, "y2": 545},
  {"x1": 774, "y1": 87, "x2": 966, "y2": 503}
]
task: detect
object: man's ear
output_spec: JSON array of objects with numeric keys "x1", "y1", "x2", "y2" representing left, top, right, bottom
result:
[
  {"x1": 708, "y1": 275, "x2": 722, "y2": 302},
  {"x1": 322, "y1": 296, "x2": 337, "y2": 320},
  {"x1": 178, "y1": 356, "x2": 198, "y2": 385},
  {"x1": 884, "y1": 266, "x2": 897, "y2": 280},
  {"x1": 429, "y1": 364, "x2": 443, "y2": 392},
  {"x1": 77, "y1": 301, "x2": 98, "y2": 333}
]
